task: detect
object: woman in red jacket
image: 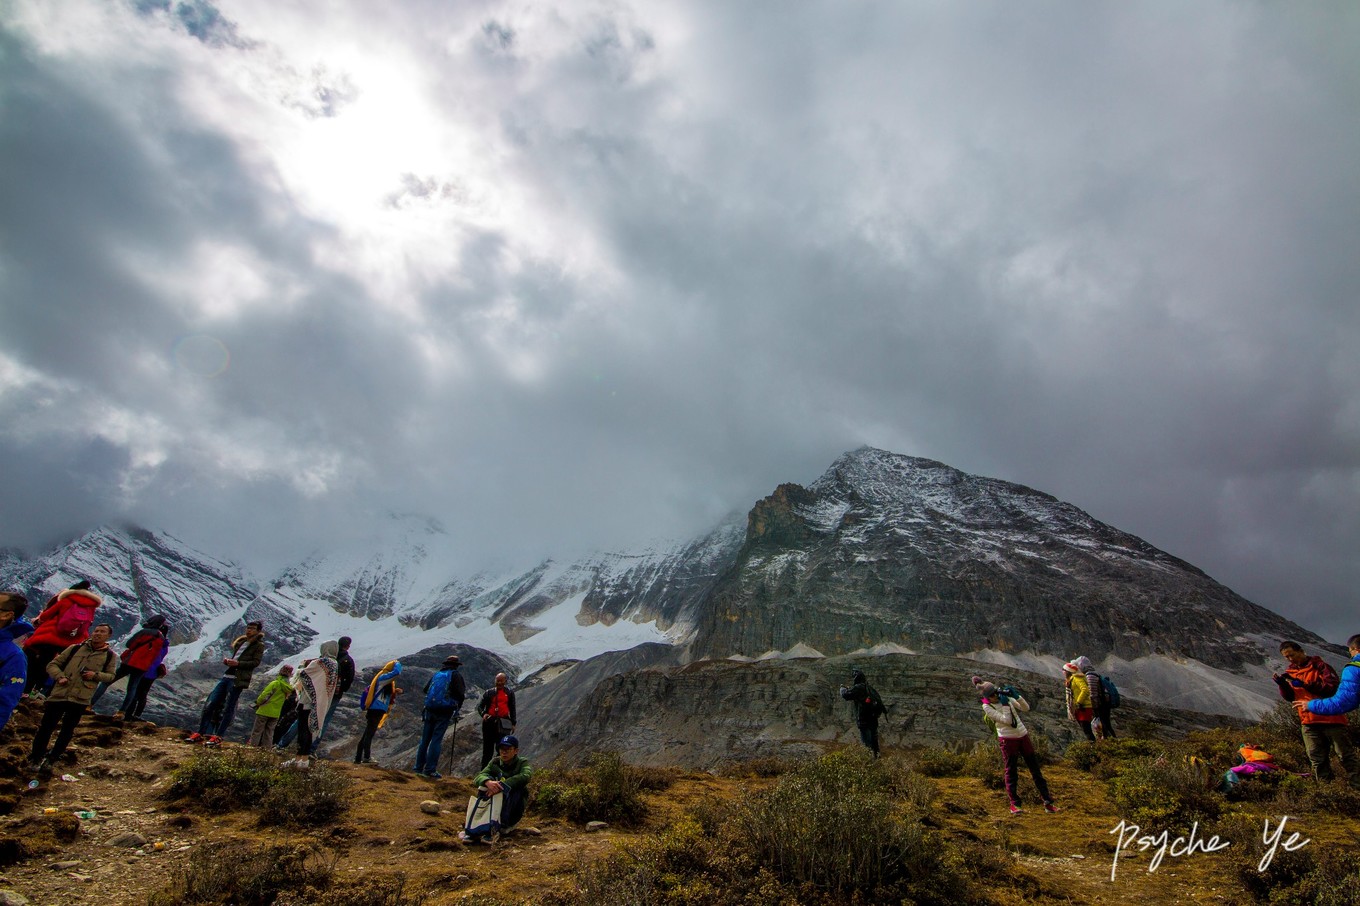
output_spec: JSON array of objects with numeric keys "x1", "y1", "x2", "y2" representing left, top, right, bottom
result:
[{"x1": 24, "y1": 584, "x2": 102, "y2": 697}]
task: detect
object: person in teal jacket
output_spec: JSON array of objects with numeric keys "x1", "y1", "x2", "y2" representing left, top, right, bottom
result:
[
  {"x1": 248, "y1": 664, "x2": 294, "y2": 748},
  {"x1": 1308, "y1": 634, "x2": 1360, "y2": 718}
]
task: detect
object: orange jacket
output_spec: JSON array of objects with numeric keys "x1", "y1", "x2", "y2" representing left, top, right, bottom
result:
[{"x1": 1281, "y1": 657, "x2": 1347, "y2": 726}]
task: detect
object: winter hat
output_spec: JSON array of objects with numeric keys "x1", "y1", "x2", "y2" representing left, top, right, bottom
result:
[
  {"x1": 977, "y1": 681, "x2": 999, "y2": 697},
  {"x1": 1062, "y1": 662, "x2": 1080, "y2": 675},
  {"x1": 851, "y1": 670, "x2": 866, "y2": 684},
  {"x1": 279, "y1": 664, "x2": 294, "y2": 676},
  {"x1": 1075, "y1": 655, "x2": 1094, "y2": 672}
]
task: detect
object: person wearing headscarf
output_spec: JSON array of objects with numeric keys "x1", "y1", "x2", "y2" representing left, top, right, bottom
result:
[
  {"x1": 354, "y1": 659, "x2": 402, "y2": 765},
  {"x1": 295, "y1": 641, "x2": 341, "y2": 757}
]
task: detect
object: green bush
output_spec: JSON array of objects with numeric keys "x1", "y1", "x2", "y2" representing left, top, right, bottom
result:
[
  {"x1": 165, "y1": 749, "x2": 351, "y2": 827},
  {"x1": 533, "y1": 751, "x2": 648, "y2": 826},
  {"x1": 911, "y1": 747, "x2": 966, "y2": 778},
  {"x1": 564, "y1": 749, "x2": 972, "y2": 906},
  {"x1": 962, "y1": 741, "x2": 1005, "y2": 790},
  {"x1": 1109, "y1": 756, "x2": 1220, "y2": 833},
  {"x1": 147, "y1": 842, "x2": 334, "y2": 906},
  {"x1": 726, "y1": 748, "x2": 969, "y2": 903}
]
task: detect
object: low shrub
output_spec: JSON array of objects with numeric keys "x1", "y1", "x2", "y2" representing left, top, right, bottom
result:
[
  {"x1": 1109, "y1": 756, "x2": 1220, "y2": 833},
  {"x1": 962, "y1": 741, "x2": 1005, "y2": 790},
  {"x1": 328, "y1": 874, "x2": 427, "y2": 906},
  {"x1": 911, "y1": 746, "x2": 966, "y2": 778},
  {"x1": 147, "y1": 841, "x2": 334, "y2": 906},
  {"x1": 533, "y1": 751, "x2": 648, "y2": 826},
  {"x1": 165, "y1": 749, "x2": 351, "y2": 827}
]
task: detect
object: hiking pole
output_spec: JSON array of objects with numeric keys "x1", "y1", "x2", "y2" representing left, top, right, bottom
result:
[{"x1": 445, "y1": 712, "x2": 460, "y2": 777}]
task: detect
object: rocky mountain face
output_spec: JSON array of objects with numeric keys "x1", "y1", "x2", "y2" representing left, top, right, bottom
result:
[
  {"x1": 524, "y1": 651, "x2": 1239, "y2": 768},
  {"x1": 0, "y1": 446, "x2": 1337, "y2": 766},
  {"x1": 689, "y1": 448, "x2": 1319, "y2": 672}
]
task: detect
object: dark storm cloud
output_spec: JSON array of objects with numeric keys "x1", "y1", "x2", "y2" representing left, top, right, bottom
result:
[{"x1": 1, "y1": 1, "x2": 1357, "y2": 642}]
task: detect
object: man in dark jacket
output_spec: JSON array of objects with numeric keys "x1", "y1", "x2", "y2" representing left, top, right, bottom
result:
[
  {"x1": 414, "y1": 654, "x2": 466, "y2": 778},
  {"x1": 477, "y1": 673, "x2": 516, "y2": 770},
  {"x1": 840, "y1": 669, "x2": 886, "y2": 757},
  {"x1": 188, "y1": 620, "x2": 265, "y2": 744}
]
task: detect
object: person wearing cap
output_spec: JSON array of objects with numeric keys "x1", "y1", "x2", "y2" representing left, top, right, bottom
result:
[
  {"x1": 187, "y1": 620, "x2": 266, "y2": 745},
  {"x1": 973, "y1": 676, "x2": 1058, "y2": 816},
  {"x1": 415, "y1": 654, "x2": 466, "y2": 778},
  {"x1": 463, "y1": 734, "x2": 533, "y2": 842},
  {"x1": 0, "y1": 592, "x2": 33, "y2": 736}
]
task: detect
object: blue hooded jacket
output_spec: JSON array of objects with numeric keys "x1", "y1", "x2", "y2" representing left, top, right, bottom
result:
[
  {"x1": 1308, "y1": 658, "x2": 1360, "y2": 716},
  {"x1": 1, "y1": 619, "x2": 35, "y2": 732}
]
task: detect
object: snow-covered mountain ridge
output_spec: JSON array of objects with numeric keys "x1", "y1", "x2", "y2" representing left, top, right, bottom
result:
[{"x1": 0, "y1": 447, "x2": 1336, "y2": 725}]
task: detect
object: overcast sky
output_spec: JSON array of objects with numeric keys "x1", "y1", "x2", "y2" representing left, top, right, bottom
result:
[{"x1": 2, "y1": 1, "x2": 1357, "y2": 641}]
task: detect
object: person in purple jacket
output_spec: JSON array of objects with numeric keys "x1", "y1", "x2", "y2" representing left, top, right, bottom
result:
[
  {"x1": 0, "y1": 593, "x2": 33, "y2": 735},
  {"x1": 1308, "y1": 634, "x2": 1360, "y2": 719}
]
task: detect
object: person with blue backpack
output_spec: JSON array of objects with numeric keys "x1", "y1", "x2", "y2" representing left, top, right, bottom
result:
[{"x1": 414, "y1": 654, "x2": 466, "y2": 779}]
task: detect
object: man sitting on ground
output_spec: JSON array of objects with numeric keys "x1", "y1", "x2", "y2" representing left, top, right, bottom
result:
[{"x1": 461, "y1": 734, "x2": 532, "y2": 843}]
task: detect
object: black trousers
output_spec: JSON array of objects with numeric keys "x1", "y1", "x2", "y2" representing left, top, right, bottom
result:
[
  {"x1": 31, "y1": 701, "x2": 86, "y2": 763},
  {"x1": 295, "y1": 708, "x2": 314, "y2": 756},
  {"x1": 354, "y1": 709, "x2": 383, "y2": 762}
]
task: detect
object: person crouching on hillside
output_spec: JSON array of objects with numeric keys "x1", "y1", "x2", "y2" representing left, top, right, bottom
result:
[
  {"x1": 28, "y1": 623, "x2": 116, "y2": 773},
  {"x1": 461, "y1": 734, "x2": 533, "y2": 844},
  {"x1": 973, "y1": 675, "x2": 1058, "y2": 816},
  {"x1": 354, "y1": 659, "x2": 402, "y2": 765}
]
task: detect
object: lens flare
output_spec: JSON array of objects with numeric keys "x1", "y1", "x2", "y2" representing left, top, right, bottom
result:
[{"x1": 172, "y1": 334, "x2": 230, "y2": 377}]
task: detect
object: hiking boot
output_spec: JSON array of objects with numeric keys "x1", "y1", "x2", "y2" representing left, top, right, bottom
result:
[
  {"x1": 1008, "y1": 803, "x2": 1022, "y2": 815},
  {"x1": 425, "y1": 771, "x2": 442, "y2": 780},
  {"x1": 204, "y1": 735, "x2": 222, "y2": 747},
  {"x1": 185, "y1": 732, "x2": 203, "y2": 744},
  {"x1": 1043, "y1": 803, "x2": 1060, "y2": 814}
]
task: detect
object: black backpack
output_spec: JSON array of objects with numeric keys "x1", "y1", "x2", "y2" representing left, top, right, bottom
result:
[{"x1": 864, "y1": 685, "x2": 889, "y2": 718}]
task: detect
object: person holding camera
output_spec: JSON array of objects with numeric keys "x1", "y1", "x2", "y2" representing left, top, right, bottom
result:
[{"x1": 972, "y1": 675, "x2": 1058, "y2": 816}]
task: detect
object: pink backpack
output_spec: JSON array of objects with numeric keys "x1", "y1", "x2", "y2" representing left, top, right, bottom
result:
[{"x1": 53, "y1": 592, "x2": 98, "y2": 640}]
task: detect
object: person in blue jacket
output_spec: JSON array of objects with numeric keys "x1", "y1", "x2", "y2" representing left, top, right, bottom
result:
[
  {"x1": 0, "y1": 593, "x2": 33, "y2": 735},
  {"x1": 414, "y1": 654, "x2": 465, "y2": 778},
  {"x1": 1308, "y1": 634, "x2": 1360, "y2": 718},
  {"x1": 354, "y1": 659, "x2": 402, "y2": 764}
]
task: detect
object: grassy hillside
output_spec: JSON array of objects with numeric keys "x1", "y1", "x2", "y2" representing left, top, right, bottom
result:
[{"x1": 1, "y1": 698, "x2": 1357, "y2": 905}]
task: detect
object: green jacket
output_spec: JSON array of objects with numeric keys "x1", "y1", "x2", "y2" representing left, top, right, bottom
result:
[
  {"x1": 474, "y1": 754, "x2": 533, "y2": 790},
  {"x1": 254, "y1": 676, "x2": 293, "y2": 719},
  {"x1": 45, "y1": 642, "x2": 117, "y2": 706}
]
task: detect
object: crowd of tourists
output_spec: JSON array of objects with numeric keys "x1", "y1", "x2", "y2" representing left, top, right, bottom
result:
[
  {"x1": 5, "y1": 579, "x2": 1358, "y2": 831},
  {"x1": 0, "y1": 581, "x2": 535, "y2": 842}
]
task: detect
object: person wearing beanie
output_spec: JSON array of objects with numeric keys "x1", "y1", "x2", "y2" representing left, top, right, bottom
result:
[
  {"x1": 972, "y1": 675, "x2": 1058, "y2": 815},
  {"x1": 840, "y1": 669, "x2": 888, "y2": 757},
  {"x1": 1062, "y1": 662, "x2": 1097, "y2": 742}
]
